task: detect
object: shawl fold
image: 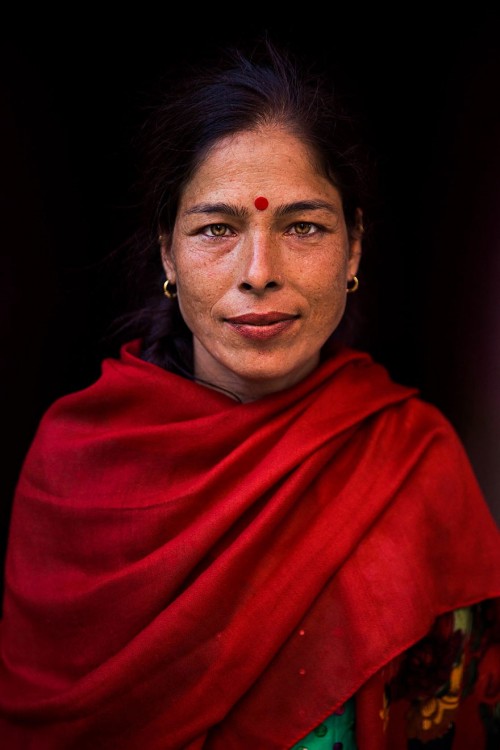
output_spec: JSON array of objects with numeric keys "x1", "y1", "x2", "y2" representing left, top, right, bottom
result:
[{"x1": 0, "y1": 340, "x2": 499, "y2": 749}]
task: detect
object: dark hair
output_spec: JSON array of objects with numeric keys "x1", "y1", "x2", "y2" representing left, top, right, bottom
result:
[{"x1": 106, "y1": 36, "x2": 375, "y2": 376}]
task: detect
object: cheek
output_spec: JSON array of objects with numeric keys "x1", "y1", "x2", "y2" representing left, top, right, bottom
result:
[
  {"x1": 306, "y1": 266, "x2": 348, "y2": 327},
  {"x1": 307, "y1": 262, "x2": 347, "y2": 304},
  {"x1": 178, "y1": 286, "x2": 209, "y2": 324},
  {"x1": 176, "y1": 266, "x2": 219, "y2": 328},
  {"x1": 314, "y1": 291, "x2": 346, "y2": 327}
]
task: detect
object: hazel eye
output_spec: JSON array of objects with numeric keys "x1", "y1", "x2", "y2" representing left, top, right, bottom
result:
[
  {"x1": 203, "y1": 223, "x2": 231, "y2": 237},
  {"x1": 291, "y1": 222, "x2": 317, "y2": 235}
]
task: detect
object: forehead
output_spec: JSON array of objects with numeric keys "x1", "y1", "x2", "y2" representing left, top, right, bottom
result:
[{"x1": 182, "y1": 126, "x2": 331, "y2": 203}]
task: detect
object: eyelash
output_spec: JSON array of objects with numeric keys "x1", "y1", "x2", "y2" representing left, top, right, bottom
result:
[
  {"x1": 200, "y1": 222, "x2": 323, "y2": 237},
  {"x1": 289, "y1": 222, "x2": 321, "y2": 236},
  {"x1": 201, "y1": 224, "x2": 234, "y2": 237}
]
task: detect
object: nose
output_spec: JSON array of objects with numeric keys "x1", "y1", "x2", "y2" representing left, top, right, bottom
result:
[{"x1": 238, "y1": 233, "x2": 283, "y2": 292}]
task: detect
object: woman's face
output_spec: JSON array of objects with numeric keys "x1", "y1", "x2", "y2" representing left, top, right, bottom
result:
[{"x1": 161, "y1": 125, "x2": 362, "y2": 402}]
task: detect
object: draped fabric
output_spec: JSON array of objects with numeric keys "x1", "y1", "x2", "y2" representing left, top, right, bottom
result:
[{"x1": 0, "y1": 339, "x2": 499, "y2": 749}]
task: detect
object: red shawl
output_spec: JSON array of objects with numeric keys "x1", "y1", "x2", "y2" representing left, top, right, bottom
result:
[{"x1": 1, "y1": 340, "x2": 499, "y2": 749}]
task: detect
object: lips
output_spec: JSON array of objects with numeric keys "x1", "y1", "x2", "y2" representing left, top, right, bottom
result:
[
  {"x1": 224, "y1": 312, "x2": 299, "y2": 340},
  {"x1": 225, "y1": 312, "x2": 298, "y2": 325}
]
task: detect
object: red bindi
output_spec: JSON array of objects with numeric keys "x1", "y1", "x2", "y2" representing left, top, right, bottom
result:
[{"x1": 254, "y1": 196, "x2": 269, "y2": 210}]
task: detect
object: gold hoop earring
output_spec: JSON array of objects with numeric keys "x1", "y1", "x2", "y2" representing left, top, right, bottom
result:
[
  {"x1": 163, "y1": 279, "x2": 177, "y2": 299},
  {"x1": 347, "y1": 276, "x2": 359, "y2": 293}
]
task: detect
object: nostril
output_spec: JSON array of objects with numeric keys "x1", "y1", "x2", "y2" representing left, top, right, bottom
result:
[{"x1": 240, "y1": 279, "x2": 279, "y2": 291}]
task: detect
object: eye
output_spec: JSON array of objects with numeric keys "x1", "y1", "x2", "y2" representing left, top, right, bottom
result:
[
  {"x1": 288, "y1": 222, "x2": 320, "y2": 236},
  {"x1": 202, "y1": 223, "x2": 234, "y2": 237}
]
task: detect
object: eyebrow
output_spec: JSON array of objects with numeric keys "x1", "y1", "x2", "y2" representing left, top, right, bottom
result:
[
  {"x1": 274, "y1": 199, "x2": 339, "y2": 216},
  {"x1": 183, "y1": 199, "x2": 339, "y2": 217},
  {"x1": 184, "y1": 202, "x2": 250, "y2": 217}
]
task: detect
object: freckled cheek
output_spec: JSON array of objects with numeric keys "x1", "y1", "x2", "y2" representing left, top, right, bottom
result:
[
  {"x1": 176, "y1": 276, "x2": 220, "y2": 329},
  {"x1": 307, "y1": 277, "x2": 347, "y2": 328},
  {"x1": 176, "y1": 257, "x2": 233, "y2": 319}
]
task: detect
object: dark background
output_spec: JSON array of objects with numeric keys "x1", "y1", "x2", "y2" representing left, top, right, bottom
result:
[{"x1": 2, "y1": 12, "x2": 500, "y2": 594}]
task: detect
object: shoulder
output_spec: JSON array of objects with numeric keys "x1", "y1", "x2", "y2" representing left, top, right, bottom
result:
[
  {"x1": 28, "y1": 340, "x2": 176, "y2": 438},
  {"x1": 13, "y1": 341, "x2": 178, "y2": 501}
]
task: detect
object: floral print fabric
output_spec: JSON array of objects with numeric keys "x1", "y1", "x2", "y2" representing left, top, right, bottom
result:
[{"x1": 291, "y1": 601, "x2": 500, "y2": 749}]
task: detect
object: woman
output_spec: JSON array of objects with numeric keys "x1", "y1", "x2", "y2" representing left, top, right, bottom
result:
[{"x1": 0, "y1": 38, "x2": 499, "y2": 750}]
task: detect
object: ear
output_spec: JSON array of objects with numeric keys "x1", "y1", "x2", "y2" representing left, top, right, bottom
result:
[
  {"x1": 159, "y1": 233, "x2": 177, "y2": 284},
  {"x1": 347, "y1": 207, "x2": 363, "y2": 279}
]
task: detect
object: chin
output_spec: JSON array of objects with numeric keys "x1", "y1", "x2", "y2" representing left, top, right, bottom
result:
[{"x1": 234, "y1": 357, "x2": 318, "y2": 389}]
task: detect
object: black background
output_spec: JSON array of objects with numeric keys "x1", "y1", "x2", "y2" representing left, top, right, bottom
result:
[{"x1": 2, "y1": 11, "x2": 500, "y2": 591}]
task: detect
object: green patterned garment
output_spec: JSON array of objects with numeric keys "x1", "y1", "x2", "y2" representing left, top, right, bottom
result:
[
  {"x1": 289, "y1": 604, "x2": 500, "y2": 750},
  {"x1": 290, "y1": 698, "x2": 355, "y2": 750}
]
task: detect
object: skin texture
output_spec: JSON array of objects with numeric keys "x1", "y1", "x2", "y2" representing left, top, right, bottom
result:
[{"x1": 161, "y1": 125, "x2": 362, "y2": 402}]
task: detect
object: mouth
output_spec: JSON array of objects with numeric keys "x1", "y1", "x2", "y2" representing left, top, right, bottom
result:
[
  {"x1": 226, "y1": 312, "x2": 298, "y2": 325},
  {"x1": 224, "y1": 312, "x2": 299, "y2": 340}
]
